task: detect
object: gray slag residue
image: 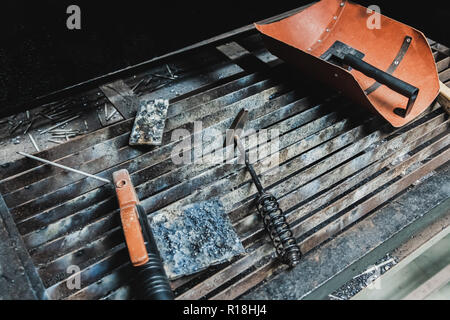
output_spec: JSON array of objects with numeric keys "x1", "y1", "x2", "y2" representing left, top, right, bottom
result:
[
  {"x1": 129, "y1": 99, "x2": 169, "y2": 145},
  {"x1": 151, "y1": 199, "x2": 245, "y2": 280}
]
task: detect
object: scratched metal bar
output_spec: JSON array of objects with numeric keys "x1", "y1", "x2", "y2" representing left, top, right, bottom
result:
[{"x1": 0, "y1": 24, "x2": 448, "y2": 301}]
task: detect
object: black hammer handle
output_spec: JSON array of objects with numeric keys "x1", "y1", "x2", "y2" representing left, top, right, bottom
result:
[
  {"x1": 133, "y1": 204, "x2": 174, "y2": 300},
  {"x1": 343, "y1": 54, "x2": 419, "y2": 116}
]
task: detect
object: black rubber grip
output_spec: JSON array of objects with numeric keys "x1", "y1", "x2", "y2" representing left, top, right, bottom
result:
[
  {"x1": 133, "y1": 254, "x2": 174, "y2": 300},
  {"x1": 133, "y1": 205, "x2": 174, "y2": 300},
  {"x1": 343, "y1": 54, "x2": 419, "y2": 111}
]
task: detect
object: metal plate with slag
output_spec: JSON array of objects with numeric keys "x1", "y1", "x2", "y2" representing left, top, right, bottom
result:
[
  {"x1": 129, "y1": 99, "x2": 169, "y2": 145},
  {"x1": 151, "y1": 199, "x2": 245, "y2": 280}
]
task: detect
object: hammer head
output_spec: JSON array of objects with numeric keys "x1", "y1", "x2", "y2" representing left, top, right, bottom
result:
[
  {"x1": 320, "y1": 40, "x2": 365, "y2": 69},
  {"x1": 224, "y1": 108, "x2": 249, "y2": 150}
]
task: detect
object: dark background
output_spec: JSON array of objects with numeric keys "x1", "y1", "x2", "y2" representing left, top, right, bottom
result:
[{"x1": 0, "y1": 0, "x2": 448, "y2": 116}]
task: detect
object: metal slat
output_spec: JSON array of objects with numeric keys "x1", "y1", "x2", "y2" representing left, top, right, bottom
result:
[
  {"x1": 295, "y1": 136, "x2": 450, "y2": 244},
  {"x1": 22, "y1": 91, "x2": 322, "y2": 254},
  {"x1": 16, "y1": 91, "x2": 302, "y2": 236},
  {"x1": 29, "y1": 100, "x2": 346, "y2": 290},
  {"x1": 5, "y1": 80, "x2": 286, "y2": 207},
  {"x1": 0, "y1": 121, "x2": 132, "y2": 182},
  {"x1": 300, "y1": 148, "x2": 450, "y2": 253},
  {"x1": 45, "y1": 249, "x2": 130, "y2": 299},
  {"x1": 0, "y1": 133, "x2": 130, "y2": 194},
  {"x1": 0, "y1": 58, "x2": 284, "y2": 189}
]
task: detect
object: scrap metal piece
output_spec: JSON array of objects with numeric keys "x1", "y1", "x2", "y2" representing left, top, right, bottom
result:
[
  {"x1": 100, "y1": 80, "x2": 140, "y2": 119},
  {"x1": 28, "y1": 133, "x2": 40, "y2": 152},
  {"x1": 151, "y1": 199, "x2": 245, "y2": 280},
  {"x1": 10, "y1": 120, "x2": 24, "y2": 135},
  {"x1": 39, "y1": 115, "x2": 80, "y2": 135},
  {"x1": 23, "y1": 119, "x2": 35, "y2": 134},
  {"x1": 48, "y1": 139, "x2": 62, "y2": 145},
  {"x1": 129, "y1": 99, "x2": 170, "y2": 146}
]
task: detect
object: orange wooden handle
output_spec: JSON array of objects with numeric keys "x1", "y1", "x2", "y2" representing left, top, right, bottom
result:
[{"x1": 113, "y1": 169, "x2": 149, "y2": 266}]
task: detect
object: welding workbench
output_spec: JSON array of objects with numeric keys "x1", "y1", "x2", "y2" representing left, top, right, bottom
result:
[{"x1": 0, "y1": 4, "x2": 449, "y2": 300}]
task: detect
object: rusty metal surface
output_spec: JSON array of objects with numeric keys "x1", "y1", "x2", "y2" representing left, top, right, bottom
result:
[{"x1": 0, "y1": 21, "x2": 448, "y2": 300}]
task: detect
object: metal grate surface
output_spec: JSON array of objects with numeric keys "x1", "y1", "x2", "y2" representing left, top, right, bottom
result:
[{"x1": 0, "y1": 14, "x2": 449, "y2": 300}]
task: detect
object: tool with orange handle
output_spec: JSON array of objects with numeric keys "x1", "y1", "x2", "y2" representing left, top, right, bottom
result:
[
  {"x1": 17, "y1": 151, "x2": 174, "y2": 300},
  {"x1": 113, "y1": 169, "x2": 174, "y2": 300}
]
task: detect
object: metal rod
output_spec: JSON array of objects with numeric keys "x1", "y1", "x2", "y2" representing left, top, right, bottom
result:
[
  {"x1": 47, "y1": 139, "x2": 63, "y2": 144},
  {"x1": 131, "y1": 78, "x2": 145, "y2": 92},
  {"x1": 17, "y1": 151, "x2": 112, "y2": 184},
  {"x1": 10, "y1": 120, "x2": 24, "y2": 135},
  {"x1": 234, "y1": 135, "x2": 265, "y2": 194},
  {"x1": 106, "y1": 109, "x2": 118, "y2": 121},
  {"x1": 23, "y1": 119, "x2": 35, "y2": 134},
  {"x1": 40, "y1": 115, "x2": 80, "y2": 134},
  {"x1": 28, "y1": 133, "x2": 40, "y2": 152}
]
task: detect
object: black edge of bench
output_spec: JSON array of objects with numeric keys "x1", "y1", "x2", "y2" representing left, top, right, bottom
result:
[{"x1": 0, "y1": 194, "x2": 48, "y2": 300}]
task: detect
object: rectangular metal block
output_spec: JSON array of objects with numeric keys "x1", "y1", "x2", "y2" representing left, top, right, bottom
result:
[
  {"x1": 151, "y1": 198, "x2": 245, "y2": 280},
  {"x1": 129, "y1": 99, "x2": 169, "y2": 146}
]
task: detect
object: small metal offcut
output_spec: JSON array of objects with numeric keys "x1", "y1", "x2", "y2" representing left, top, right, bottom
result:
[
  {"x1": 129, "y1": 99, "x2": 170, "y2": 146},
  {"x1": 151, "y1": 199, "x2": 245, "y2": 280}
]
